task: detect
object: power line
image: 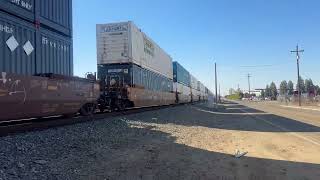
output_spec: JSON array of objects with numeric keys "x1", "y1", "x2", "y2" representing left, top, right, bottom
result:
[{"x1": 240, "y1": 64, "x2": 274, "y2": 68}]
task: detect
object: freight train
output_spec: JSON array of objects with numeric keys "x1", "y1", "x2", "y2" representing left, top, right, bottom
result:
[
  {"x1": 0, "y1": 1, "x2": 212, "y2": 121},
  {"x1": 96, "y1": 22, "x2": 211, "y2": 112}
]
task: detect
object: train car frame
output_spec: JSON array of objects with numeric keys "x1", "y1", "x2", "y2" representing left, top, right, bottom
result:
[
  {"x1": 98, "y1": 63, "x2": 176, "y2": 111},
  {"x1": 0, "y1": 72, "x2": 100, "y2": 121}
]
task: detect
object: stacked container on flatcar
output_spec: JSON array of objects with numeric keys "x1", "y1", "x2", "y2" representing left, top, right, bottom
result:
[
  {"x1": 97, "y1": 21, "x2": 175, "y2": 110},
  {"x1": 173, "y1": 61, "x2": 191, "y2": 103},
  {"x1": 0, "y1": 0, "x2": 100, "y2": 121},
  {"x1": 0, "y1": 0, "x2": 73, "y2": 76},
  {"x1": 190, "y1": 75, "x2": 200, "y2": 102}
]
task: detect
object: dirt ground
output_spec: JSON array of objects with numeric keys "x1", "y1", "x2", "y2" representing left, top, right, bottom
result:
[{"x1": 1, "y1": 102, "x2": 320, "y2": 180}]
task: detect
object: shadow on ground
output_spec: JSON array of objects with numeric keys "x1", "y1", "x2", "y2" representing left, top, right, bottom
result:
[
  {"x1": 126, "y1": 102, "x2": 320, "y2": 133},
  {"x1": 1, "y1": 118, "x2": 318, "y2": 180}
]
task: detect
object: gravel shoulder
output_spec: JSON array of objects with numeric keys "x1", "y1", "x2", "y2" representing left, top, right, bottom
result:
[{"x1": 0, "y1": 103, "x2": 319, "y2": 180}]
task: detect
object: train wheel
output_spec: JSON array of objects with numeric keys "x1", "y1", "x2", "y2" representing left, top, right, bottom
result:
[
  {"x1": 80, "y1": 103, "x2": 95, "y2": 116},
  {"x1": 98, "y1": 104, "x2": 105, "y2": 113},
  {"x1": 116, "y1": 100, "x2": 125, "y2": 111}
]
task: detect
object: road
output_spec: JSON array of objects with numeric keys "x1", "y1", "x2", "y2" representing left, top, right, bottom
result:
[{"x1": 0, "y1": 102, "x2": 320, "y2": 180}]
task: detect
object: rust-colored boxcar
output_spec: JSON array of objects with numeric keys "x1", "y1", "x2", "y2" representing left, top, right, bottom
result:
[{"x1": 0, "y1": 72, "x2": 99, "y2": 121}]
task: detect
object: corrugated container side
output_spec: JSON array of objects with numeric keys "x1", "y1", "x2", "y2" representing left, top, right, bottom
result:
[
  {"x1": 175, "y1": 82, "x2": 191, "y2": 95},
  {"x1": 97, "y1": 22, "x2": 173, "y2": 79},
  {"x1": 0, "y1": 11, "x2": 73, "y2": 76},
  {"x1": 37, "y1": 28, "x2": 73, "y2": 75},
  {"x1": 0, "y1": 0, "x2": 72, "y2": 37},
  {"x1": 173, "y1": 61, "x2": 190, "y2": 86},
  {"x1": 0, "y1": 0, "x2": 34, "y2": 22},
  {"x1": 96, "y1": 22, "x2": 130, "y2": 65},
  {"x1": 190, "y1": 75, "x2": 198, "y2": 90},
  {"x1": 131, "y1": 22, "x2": 173, "y2": 79},
  {"x1": 0, "y1": 11, "x2": 36, "y2": 75},
  {"x1": 39, "y1": 0, "x2": 72, "y2": 37}
]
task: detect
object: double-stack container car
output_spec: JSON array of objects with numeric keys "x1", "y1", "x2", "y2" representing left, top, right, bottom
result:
[
  {"x1": 0, "y1": 0, "x2": 99, "y2": 121},
  {"x1": 97, "y1": 21, "x2": 175, "y2": 110},
  {"x1": 173, "y1": 61, "x2": 191, "y2": 103}
]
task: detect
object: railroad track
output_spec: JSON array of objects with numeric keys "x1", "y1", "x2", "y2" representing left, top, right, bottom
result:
[{"x1": 0, "y1": 104, "x2": 184, "y2": 137}]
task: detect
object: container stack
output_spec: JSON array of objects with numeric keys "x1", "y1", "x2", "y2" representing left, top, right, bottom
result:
[
  {"x1": 96, "y1": 21, "x2": 173, "y2": 80},
  {"x1": 0, "y1": 0, "x2": 73, "y2": 76},
  {"x1": 190, "y1": 75, "x2": 199, "y2": 101},
  {"x1": 173, "y1": 61, "x2": 191, "y2": 103}
]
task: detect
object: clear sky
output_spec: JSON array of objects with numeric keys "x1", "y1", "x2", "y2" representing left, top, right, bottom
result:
[{"x1": 73, "y1": 0, "x2": 320, "y2": 95}]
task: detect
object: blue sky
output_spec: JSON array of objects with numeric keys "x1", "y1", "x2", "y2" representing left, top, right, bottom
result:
[{"x1": 73, "y1": 0, "x2": 320, "y2": 95}]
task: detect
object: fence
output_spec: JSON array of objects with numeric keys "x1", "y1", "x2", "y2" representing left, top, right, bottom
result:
[{"x1": 278, "y1": 94, "x2": 320, "y2": 106}]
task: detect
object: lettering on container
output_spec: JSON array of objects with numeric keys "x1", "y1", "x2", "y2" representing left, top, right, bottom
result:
[
  {"x1": 10, "y1": 0, "x2": 33, "y2": 11},
  {"x1": 0, "y1": 24, "x2": 14, "y2": 34},
  {"x1": 42, "y1": 37, "x2": 69, "y2": 52},
  {"x1": 108, "y1": 69, "x2": 123, "y2": 73},
  {"x1": 103, "y1": 24, "x2": 128, "y2": 33},
  {"x1": 144, "y1": 37, "x2": 154, "y2": 57}
]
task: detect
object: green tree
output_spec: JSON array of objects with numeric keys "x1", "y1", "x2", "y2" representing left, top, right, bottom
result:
[
  {"x1": 305, "y1": 78, "x2": 314, "y2": 93},
  {"x1": 270, "y1": 82, "x2": 278, "y2": 100},
  {"x1": 287, "y1": 80, "x2": 294, "y2": 95},
  {"x1": 296, "y1": 76, "x2": 306, "y2": 93},
  {"x1": 279, "y1": 80, "x2": 288, "y2": 95},
  {"x1": 265, "y1": 85, "x2": 271, "y2": 97},
  {"x1": 315, "y1": 85, "x2": 320, "y2": 95}
]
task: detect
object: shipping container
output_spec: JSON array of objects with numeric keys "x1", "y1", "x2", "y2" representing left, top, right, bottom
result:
[
  {"x1": 198, "y1": 81, "x2": 205, "y2": 93},
  {"x1": 190, "y1": 75, "x2": 198, "y2": 90},
  {"x1": 0, "y1": 0, "x2": 72, "y2": 37},
  {"x1": 0, "y1": 11, "x2": 73, "y2": 76},
  {"x1": 173, "y1": 61, "x2": 190, "y2": 87},
  {"x1": 174, "y1": 82, "x2": 191, "y2": 103},
  {"x1": 191, "y1": 88, "x2": 200, "y2": 102},
  {"x1": 98, "y1": 63, "x2": 173, "y2": 93},
  {"x1": 96, "y1": 21, "x2": 173, "y2": 79}
]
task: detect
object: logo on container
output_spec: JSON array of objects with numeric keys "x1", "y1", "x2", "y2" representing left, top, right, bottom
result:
[
  {"x1": 103, "y1": 24, "x2": 128, "y2": 33},
  {"x1": 10, "y1": 0, "x2": 33, "y2": 11},
  {"x1": 0, "y1": 24, "x2": 14, "y2": 34}
]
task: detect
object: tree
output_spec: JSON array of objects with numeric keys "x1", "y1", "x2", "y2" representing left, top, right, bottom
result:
[
  {"x1": 296, "y1": 76, "x2": 306, "y2": 93},
  {"x1": 315, "y1": 85, "x2": 320, "y2": 96},
  {"x1": 287, "y1": 80, "x2": 294, "y2": 95},
  {"x1": 265, "y1": 85, "x2": 271, "y2": 97},
  {"x1": 279, "y1": 80, "x2": 288, "y2": 95},
  {"x1": 305, "y1": 78, "x2": 314, "y2": 93},
  {"x1": 270, "y1": 82, "x2": 278, "y2": 100}
]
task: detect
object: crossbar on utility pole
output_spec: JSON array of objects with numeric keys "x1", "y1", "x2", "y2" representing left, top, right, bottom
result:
[{"x1": 291, "y1": 45, "x2": 304, "y2": 107}]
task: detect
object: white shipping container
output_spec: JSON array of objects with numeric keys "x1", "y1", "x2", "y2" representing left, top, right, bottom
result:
[
  {"x1": 97, "y1": 21, "x2": 173, "y2": 79},
  {"x1": 200, "y1": 83, "x2": 206, "y2": 93},
  {"x1": 174, "y1": 82, "x2": 191, "y2": 96},
  {"x1": 190, "y1": 75, "x2": 198, "y2": 90}
]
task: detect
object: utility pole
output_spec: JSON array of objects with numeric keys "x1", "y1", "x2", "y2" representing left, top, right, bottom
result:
[
  {"x1": 215, "y1": 63, "x2": 218, "y2": 105},
  {"x1": 291, "y1": 45, "x2": 304, "y2": 106},
  {"x1": 247, "y1": 74, "x2": 251, "y2": 96},
  {"x1": 219, "y1": 84, "x2": 221, "y2": 103}
]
